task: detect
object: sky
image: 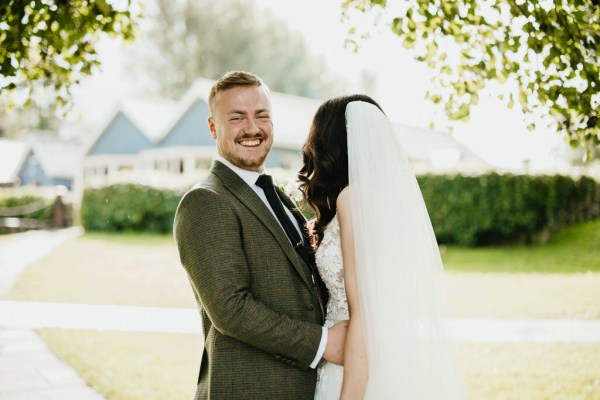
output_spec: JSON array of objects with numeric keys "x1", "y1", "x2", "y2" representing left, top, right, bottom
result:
[{"x1": 69, "y1": 0, "x2": 571, "y2": 172}]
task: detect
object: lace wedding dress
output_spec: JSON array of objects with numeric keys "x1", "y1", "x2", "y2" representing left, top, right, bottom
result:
[{"x1": 314, "y1": 215, "x2": 346, "y2": 399}]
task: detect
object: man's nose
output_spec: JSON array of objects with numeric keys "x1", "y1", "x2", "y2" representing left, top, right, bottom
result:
[{"x1": 244, "y1": 118, "x2": 260, "y2": 134}]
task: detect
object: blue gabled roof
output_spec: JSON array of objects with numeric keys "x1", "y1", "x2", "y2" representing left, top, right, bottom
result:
[
  {"x1": 157, "y1": 98, "x2": 213, "y2": 147},
  {"x1": 87, "y1": 111, "x2": 154, "y2": 156}
]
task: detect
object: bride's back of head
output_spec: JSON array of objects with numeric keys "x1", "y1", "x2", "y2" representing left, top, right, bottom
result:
[{"x1": 298, "y1": 94, "x2": 384, "y2": 246}]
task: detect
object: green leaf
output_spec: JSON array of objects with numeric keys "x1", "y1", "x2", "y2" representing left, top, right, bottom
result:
[
  {"x1": 402, "y1": 36, "x2": 415, "y2": 49},
  {"x1": 1, "y1": 0, "x2": 139, "y2": 111},
  {"x1": 449, "y1": 102, "x2": 471, "y2": 121},
  {"x1": 426, "y1": 40, "x2": 438, "y2": 58},
  {"x1": 519, "y1": 90, "x2": 528, "y2": 107},
  {"x1": 507, "y1": 94, "x2": 515, "y2": 109}
]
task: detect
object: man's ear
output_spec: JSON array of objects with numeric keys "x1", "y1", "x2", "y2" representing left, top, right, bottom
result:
[{"x1": 208, "y1": 116, "x2": 217, "y2": 139}]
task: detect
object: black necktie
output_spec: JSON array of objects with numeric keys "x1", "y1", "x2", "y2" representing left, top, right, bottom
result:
[
  {"x1": 256, "y1": 174, "x2": 302, "y2": 247},
  {"x1": 256, "y1": 174, "x2": 328, "y2": 321}
]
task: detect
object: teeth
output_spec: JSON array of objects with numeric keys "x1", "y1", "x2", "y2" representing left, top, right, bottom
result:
[{"x1": 240, "y1": 139, "x2": 261, "y2": 147}]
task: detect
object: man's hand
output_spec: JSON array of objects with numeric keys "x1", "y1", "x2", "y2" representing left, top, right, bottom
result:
[{"x1": 323, "y1": 319, "x2": 349, "y2": 365}]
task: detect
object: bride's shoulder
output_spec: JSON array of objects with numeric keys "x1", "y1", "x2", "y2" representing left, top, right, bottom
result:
[
  {"x1": 336, "y1": 186, "x2": 350, "y2": 206},
  {"x1": 336, "y1": 186, "x2": 351, "y2": 218}
]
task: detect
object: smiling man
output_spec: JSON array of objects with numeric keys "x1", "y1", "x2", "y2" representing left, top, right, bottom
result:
[
  {"x1": 208, "y1": 77, "x2": 273, "y2": 171},
  {"x1": 174, "y1": 71, "x2": 347, "y2": 400}
]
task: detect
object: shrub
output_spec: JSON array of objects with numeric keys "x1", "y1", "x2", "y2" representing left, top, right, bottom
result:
[
  {"x1": 417, "y1": 173, "x2": 600, "y2": 246},
  {"x1": 0, "y1": 195, "x2": 55, "y2": 220},
  {"x1": 81, "y1": 174, "x2": 600, "y2": 245},
  {"x1": 80, "y1": 185, "x2": 183, "y2": 233}
]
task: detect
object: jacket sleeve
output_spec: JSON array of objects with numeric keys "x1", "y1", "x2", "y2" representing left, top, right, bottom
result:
[{"x1": 174, "y1": 187, "x2": 323, "y2": 369}]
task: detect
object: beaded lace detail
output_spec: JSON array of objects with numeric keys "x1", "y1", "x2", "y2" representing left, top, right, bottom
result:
[
  {"x1": 315, "y1": 215, "x2": 348, "y2": 328},
  {"x1": 315, "y1": 215, "x2": 346, "y2": 398}
]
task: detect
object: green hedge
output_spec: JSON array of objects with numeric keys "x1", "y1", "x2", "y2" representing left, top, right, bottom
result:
[
  {"x1": 417, "y1": 173, "x2": 600, "y2": 246},
  {"x1": 80, "y1": 185, "x2": 183, "y2": 233},
  {"x1": 81, "y1": 174, "x2": 600, "y2": 245},
  {"x1": 0, "y1": 195, "x2": 56, "y2": 220}
]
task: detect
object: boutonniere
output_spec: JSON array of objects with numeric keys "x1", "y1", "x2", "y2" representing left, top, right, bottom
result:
[
  {"x1": 277, "y1": 178, "x2": 315, "y2": 220},
  {"x1": 277, "y1": 178, "x2": 303, "y2": 208}
]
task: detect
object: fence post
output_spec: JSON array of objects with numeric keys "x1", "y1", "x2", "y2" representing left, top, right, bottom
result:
[{"x1": 52, "y1": 195, "x2": 67, "y2": 228}]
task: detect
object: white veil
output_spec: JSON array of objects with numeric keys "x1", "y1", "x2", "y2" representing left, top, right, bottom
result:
[{"x1": 346, "y1": 101, "x2": 467, "y2": 399}]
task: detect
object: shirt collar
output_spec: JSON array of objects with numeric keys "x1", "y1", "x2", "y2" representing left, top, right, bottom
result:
[{"x1": 216, "y1": 155, "x2": 266, "y2": 187}]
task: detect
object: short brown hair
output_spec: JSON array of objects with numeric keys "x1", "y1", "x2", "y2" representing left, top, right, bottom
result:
[{"x1": 208, "y1": 71, "x2": 269, "y2": 114}]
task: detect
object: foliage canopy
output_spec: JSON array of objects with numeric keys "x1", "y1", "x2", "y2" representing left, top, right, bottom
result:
[
  {"x1": 0, "y1": 0, "x2": 138, "y2": 110},
  {"x1": 342, "y1": 0, "x2": 599, "y2": 154}
]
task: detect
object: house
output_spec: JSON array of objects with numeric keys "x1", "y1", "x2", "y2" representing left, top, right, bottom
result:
[
  {"x1": 0, "y1": 139, "x2": 28, "y2": 187},
  {"x1": 81, "y1": 78, "x2": 490, "y2": 191},
  {"x1": 0, "y1": 134, "x2": 81, "y2": 189},
  {"x1": 395, "y1": 125, "x2": 489, "y2": 175},
  {"x1": 82, "y1": 78, "x2": 321, "y2": 189}
]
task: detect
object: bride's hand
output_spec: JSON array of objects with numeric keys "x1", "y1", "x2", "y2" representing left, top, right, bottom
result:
[{"x1": 323, "y1": 320, "x2": 349, "y2": 365}]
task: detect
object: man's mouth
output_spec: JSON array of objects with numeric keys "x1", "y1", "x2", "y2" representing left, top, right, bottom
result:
[{"x1": 238, "y1": 138, "x2": 262, "y2": 147}]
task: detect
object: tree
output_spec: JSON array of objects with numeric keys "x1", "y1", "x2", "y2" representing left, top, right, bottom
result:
[
  {"x1": 342, "y1": 0, "x2": 599, "y2": 155},
  {"x1": 127, "y1": 0, "x2": 346, "y2": 99},
  {"x1": 0, "y1": 0, "x2": 138, "y2": 111}
]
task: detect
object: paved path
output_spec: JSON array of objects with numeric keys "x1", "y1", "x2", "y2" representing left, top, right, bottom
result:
[
  {"x1": 0, "y1": 227, "x2": 84, "y2": 297},
  {"x1": 0, "y1": 228, "x2": 104, "y2": 400},
  {"x1": 0, "y1": 329, "x2": 104, "y2": 400},
  {"x1": 1, "y1": 300, "x2": 600, "y2": 343}
]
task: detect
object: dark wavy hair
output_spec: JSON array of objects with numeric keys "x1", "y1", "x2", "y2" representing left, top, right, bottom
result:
[{"x1": 298, "y1": 94, "x2": 384, "y2": 247}]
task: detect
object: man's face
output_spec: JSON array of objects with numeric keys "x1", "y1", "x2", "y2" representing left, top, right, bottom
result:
[{"x1": 208, "y1": 85, "x2": 273, "y2": 172}]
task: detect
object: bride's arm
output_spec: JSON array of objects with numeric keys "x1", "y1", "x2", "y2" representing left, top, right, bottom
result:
[{"x1": 337, "y1": 187, "x2": 368, "y2": 399}]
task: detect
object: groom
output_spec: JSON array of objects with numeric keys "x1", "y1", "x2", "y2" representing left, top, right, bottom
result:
[{"x1": 174, "y1": 71, "x2": 347, "y2": 399}]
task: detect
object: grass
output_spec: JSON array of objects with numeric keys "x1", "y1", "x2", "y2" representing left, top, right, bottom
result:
[
  {"x1": 4, "y1": 234, "x2": 196, "y2": 308},
  {"x1": 4, "y1": 220, "x2": 599, "y2": 399},
  {"x1": 38, "y1": 328, "x2": 600, "y2": 400},
  {"x1": 5, "y1": 222, "x2": 600, "y2": 319},
  {"x1": 83, "y1": 231, "x2": 175, "y2": 246},
  {"x1": 441, "y1": 219, "x2": 600, "y2": 273},
  {"x1": 0, "y1": 233, "x2": 16, "y2": 243},
  {"x1": 38, "y1": 329, "x2": 202, "y2": 400},
  {"x1": 446, "y1": 272, "x2": 600, "y2": 319},
  {"x1": 461, "y1": 342, "x2": 600, "y2": 400}
]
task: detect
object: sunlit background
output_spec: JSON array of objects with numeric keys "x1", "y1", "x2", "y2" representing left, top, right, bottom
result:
[
  {"x1": 71, "y1": 0, "x2": 577, "y2": 172},
  {"x1": 3, "y1": 0, "x2": 598, "y2": 201},
  {"x1": 1, "y1": 1, "x2": 599, "y2": 400}
]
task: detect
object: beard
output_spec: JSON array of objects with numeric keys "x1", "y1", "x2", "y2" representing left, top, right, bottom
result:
[{"x1": 218, "y1": 133, "x2": 272, "y2": 172}]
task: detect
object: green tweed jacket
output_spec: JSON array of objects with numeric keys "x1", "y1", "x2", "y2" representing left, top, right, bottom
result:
[{"x1": 174, "y1": 161, "x2": 325, "y2": 400}]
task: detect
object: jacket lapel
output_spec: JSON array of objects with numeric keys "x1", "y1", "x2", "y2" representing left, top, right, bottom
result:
[
  {"x1": 210, "y1": 161, "x2": 312, "y2": 288},
  {"x1": 277, "y1": 186, "x2": 329, "y2": 318}
]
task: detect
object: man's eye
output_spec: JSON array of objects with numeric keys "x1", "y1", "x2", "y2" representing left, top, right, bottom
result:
[
  {"x1": 230, "y1": 117, "x2": 243, "y2": 121},
  {"x1": 258, "y1": 115, "x2": 270, "y2": 119}
]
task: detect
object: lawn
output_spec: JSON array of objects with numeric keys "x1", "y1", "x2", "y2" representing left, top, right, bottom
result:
[
  {"x1": 4, "y1": 219, "x2": 600, "y2": 399},
  {"x1": 0, "y1": 232, "x2": 16, "y2": 243},
  {"x1": 5, "y1": 221, "x2": 600, "y2": 319},
  {"x1": 38, "y1": 329, "x2": 202, "y2": 400},
  {"x1": 460, "y1": 342, "x2": 600, "y2": 400},
  {"x1": 38, "y1": 328, "x2": 600, "y2": 400},
  {"x1": 4, "y1": 233, "x2": 196, "y2": 308},
  {"x1": 441, "y1": 219, "x2": 600, "y2": 273}
]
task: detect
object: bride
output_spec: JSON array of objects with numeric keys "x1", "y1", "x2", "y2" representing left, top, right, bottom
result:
[{"x1": 298, "y1": 95, "x2": 467, "y2": 399}]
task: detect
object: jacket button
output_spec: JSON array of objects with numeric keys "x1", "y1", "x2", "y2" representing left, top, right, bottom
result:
[
  {"x1": 290, "y1": 361, "x2": 298, "y2": 367},
  {"x1": 275, "y1": 355, "x2": 281, "y2": 360},
  {"x1": 306, "y1": 303, "x2": 314, "y2": 311}
]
